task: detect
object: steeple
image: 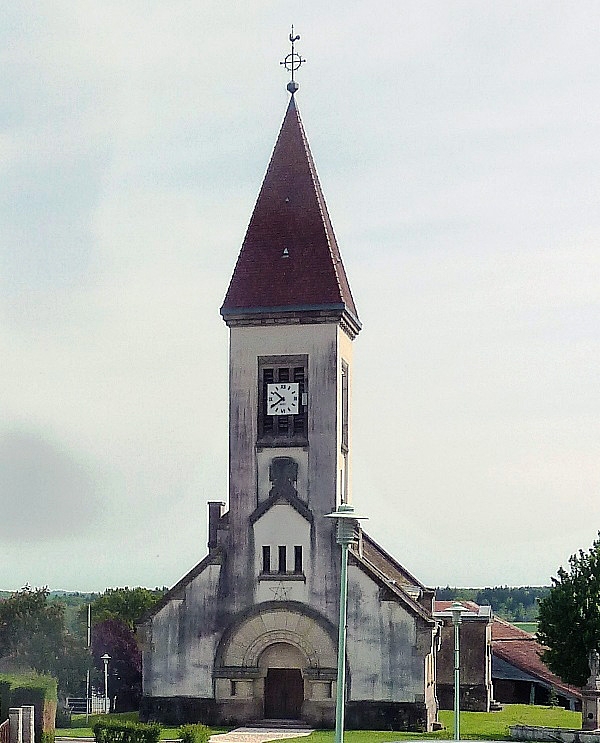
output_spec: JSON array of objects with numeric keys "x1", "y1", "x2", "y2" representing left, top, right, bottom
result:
[{"x1": 220, "y1": 95, "x2": 361, "y2": 338}]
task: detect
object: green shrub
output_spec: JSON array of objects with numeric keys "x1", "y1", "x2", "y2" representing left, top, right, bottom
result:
[
  {"x1": 55, "y1": 706, "x2": 71, "y2": 728},
  {"x1": 92, "y1": 719, "x2": 161, "y2": 743},
  {"x1": 41, "y1": 732, "x2": 55, "y2": 743},
  {"x1": 0, "y1": 673, "x2": 57, "y2": 720},
  {"x1": 0, "y1": 673, "x2": 58, "y2": 742},
  {"x1": 179, "y1": 723, "x2": 211, "y2": 743}
]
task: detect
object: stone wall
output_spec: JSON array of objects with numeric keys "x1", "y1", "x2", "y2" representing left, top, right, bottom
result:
[{"x1": 510, "y1": 726, "x2": 599, "y2": 743}]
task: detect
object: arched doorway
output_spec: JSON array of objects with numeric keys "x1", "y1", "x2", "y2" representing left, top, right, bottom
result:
[
  {"x1": 213, "y1": 603, "x2": 338, "y2": 725},
  {"x1": 259, "y1": 642, "x2": 306, "y2": 720}
]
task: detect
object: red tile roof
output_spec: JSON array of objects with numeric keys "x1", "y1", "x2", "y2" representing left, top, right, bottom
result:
[
  {"x1": 435, "y1": 600, "x2": 482, "y2": 613},
  {"x1": 221, "y1": 95, "x2": 359, "y2": 332},
  {"x1": 492, "y1": 617, "x2": 581, "y2": 700},
  {"x1": 350, "y1": 534, "x2": 435, "y2": 624},
  {"x1": 361, "y1": 532, "x2": 430, "y2": 590}
]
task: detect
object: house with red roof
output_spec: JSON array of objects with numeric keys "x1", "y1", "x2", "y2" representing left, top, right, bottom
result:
[
  {"x1": 434, "y1": 601, "x2": 494, "y2": 712},
  {"x1": 434, "y1": 600, "x2": 581, "y2": 713},
  {"x1": 492, "y1": 617, "x2": 581, "y2": 711}
]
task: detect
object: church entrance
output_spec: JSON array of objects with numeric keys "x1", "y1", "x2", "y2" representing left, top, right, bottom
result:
[{"x1": 264, "y1": 668, "x2": 304, "y2": 719}]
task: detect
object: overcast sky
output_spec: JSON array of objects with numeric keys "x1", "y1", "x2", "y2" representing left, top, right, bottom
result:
[{"x1": 1, "y1": 1, "x2": 599, "y2": 592}]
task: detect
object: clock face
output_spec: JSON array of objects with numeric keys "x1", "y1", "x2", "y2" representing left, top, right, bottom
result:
[{"x1": 267, "y1": 383, "x2": 299, "y2": 415}]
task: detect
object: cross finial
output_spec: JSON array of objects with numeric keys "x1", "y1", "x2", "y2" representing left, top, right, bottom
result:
[{"x1": 280, "y1": 25, "x2": 305, "y2": 95}]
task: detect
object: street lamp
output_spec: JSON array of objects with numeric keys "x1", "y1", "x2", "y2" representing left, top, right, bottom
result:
[
  {"x1": 325, "y1": 504, "x2": 367, "y2": 743},
  {"x1": 101, "y1": 654, "x2": 111, "y2": 714},
  {"x1": 449, "y1": 602, "x2": 467, "y2": 740}
]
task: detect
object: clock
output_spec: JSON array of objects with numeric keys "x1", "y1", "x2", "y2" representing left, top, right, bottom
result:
[{"x1": 267, "y1": 383, "x2": 299, "y2": 415}]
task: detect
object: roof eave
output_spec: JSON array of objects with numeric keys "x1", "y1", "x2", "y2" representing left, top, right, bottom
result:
[{"x1": 220, "y1": 303, "x2": 361, "y2": 338}]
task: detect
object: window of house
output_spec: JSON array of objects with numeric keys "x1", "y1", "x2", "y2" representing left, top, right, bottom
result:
[
  {"x1": 258, "y1": 356, "x2": 308, "y2": 444},
  {"x1": 262, "y1": 545, "x2": 271, "y2": 573},
  {"x1": 278, "y1": 545, "x2": 287, "y2": 574},
  {"x1": 294, "y1": 545, "x2": 303, "y2": 573}
]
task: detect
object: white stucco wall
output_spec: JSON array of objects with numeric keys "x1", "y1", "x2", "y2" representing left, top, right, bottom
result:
[
  {"x1": 346, "y1": 565, "x2": 424, "y2": 702},
  {"x1": 144, "y1": 562, "x2": 221, "y2": 697},
  {"x1": 253, "y1": 502, "x2": 310, "y2": 604}
]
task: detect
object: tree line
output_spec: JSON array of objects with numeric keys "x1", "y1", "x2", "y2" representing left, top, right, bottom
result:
[
  {"x1": 0, "y1": 585, "x2": 166, "y2": 711},
  {"x1": 435, "y1": 585, "x2": 550, "y2": 622},
  {"x1": 3, "y1": 533, "x2": 599, "y2": 709}
]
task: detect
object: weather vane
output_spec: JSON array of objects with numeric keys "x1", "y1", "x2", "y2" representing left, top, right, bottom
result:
[{"x1": 280, "y1": 25, "x2": 305, "y2": 94}]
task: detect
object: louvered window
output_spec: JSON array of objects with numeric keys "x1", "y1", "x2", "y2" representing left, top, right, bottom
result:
[
  {"x1": 262, "y1": 545, "x2": 271, "y2": 573},
  {"x1": 278, "y1": 545, "x2": 287, "y2": 574},
  {"x1": 341, "y1": 360, "x2": 349, "y2": 451},
  {"x1": 258, "y1": 356, "x2": 308, "y2": 445}
]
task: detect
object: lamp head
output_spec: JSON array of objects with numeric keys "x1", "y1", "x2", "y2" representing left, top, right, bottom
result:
[{"x1": 449, "y1": 601, "x2": 466, "y2": 625}]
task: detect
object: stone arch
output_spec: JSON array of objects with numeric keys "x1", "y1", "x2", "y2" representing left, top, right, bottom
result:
[
  {"x1": 213, "y1": 603, "x2": 338, "y2": 724},
  {"x1": 258, "y1": 642, "x2": 306, "y2": 670},
  {"x1": 214, "y1": 601, "x2": 338, "y2": 671}
]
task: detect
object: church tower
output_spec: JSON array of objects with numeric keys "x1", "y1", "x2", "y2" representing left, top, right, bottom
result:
[
  {"x1": 219, "y1": 90, "x2": 360, "y2": 624},
  {"x1": 140, "y1": 38, "x2": 438, "y2": 731}
]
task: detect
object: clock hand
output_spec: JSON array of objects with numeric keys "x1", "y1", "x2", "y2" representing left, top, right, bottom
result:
[{"x1": 269, "y1": 392, "x2": 284, "y2": 408}]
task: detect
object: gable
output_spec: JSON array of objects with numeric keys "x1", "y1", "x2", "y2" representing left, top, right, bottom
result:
[{"x1": 253, "y1": 501, "x2": 311, "y2": 546}]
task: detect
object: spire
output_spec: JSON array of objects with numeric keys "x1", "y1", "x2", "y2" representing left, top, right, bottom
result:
[
  {"x1": 220, "y1": 95, "x2": 361, "y2": 337},
  {"x1": 280, "y1": 25, "x2": 305, "y2": 96}
]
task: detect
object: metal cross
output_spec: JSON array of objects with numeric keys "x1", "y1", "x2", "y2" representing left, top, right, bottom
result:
[{"x1": 280, "y1": 25, "x2": 305, "y2": 94}]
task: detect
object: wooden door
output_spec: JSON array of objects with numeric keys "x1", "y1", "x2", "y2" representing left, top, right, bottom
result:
[{"x1": 264, "y1": 668, "x2": 304, "y2": 719}]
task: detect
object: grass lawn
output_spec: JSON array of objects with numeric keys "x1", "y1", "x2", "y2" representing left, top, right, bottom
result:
[
  {"x1": 58, "y1": 705, "x2": 581, "y2": 741},
  {"x1": 513, "y1": 623, "x2": 538, "y2": 634},
  {"x1": 285, "y1": 705, "x2": 582, "y2": 742},
  {"x1": 58, "y1": 713, "x2": 185, "y2": 739}
]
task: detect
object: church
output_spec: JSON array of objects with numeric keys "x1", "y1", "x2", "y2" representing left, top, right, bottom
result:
[{"x1": 139, "y1": 45, "x2": 439, "y2": 731}]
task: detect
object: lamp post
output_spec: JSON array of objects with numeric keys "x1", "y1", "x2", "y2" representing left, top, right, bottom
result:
[
  {"x1": 325, "y1": 504, "x2": 367, "y2": 743},
  {"x1": 449, "y1": 602, "x2": 466, "y2": 740},
  {"x1": 101, "y1": 654, "x2": 111, "y2": 714}
]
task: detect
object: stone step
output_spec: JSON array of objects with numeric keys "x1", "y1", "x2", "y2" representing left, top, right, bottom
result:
[{"x1": 247, "y1": 719, "x2": 311, "y2": 729}]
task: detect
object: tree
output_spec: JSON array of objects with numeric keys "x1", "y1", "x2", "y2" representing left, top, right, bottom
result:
[
  {"x1": 86, "y1": 587, "x2": 165, "y2": 712},
  {"x1": 91, "y1": 618, "x2": 142, "y2": 712},
  {"x1": 0, "y1": 585, "x2": 89, "y2": 697},
  {"x1": 537, "y1": 533, "x2": 600, "y2": 686},
  {"x1": 88, "y1": 587, "x2": 165, "y2": 630}
]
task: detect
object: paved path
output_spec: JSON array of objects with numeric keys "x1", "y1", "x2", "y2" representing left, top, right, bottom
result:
[{"x1": 209, "y1": 727, "x2": 312, "y2": 743}]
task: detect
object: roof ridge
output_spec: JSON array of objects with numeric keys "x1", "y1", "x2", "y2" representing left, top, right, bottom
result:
[
  {"x1": 293, "y1": 103, "x2": 357, "y2": 319},
  {"x1": 350, "y1": 547, "x2": 434, "y2": 624}
]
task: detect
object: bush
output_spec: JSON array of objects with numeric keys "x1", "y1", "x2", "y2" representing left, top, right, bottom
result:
[
  {"x1": 92, "y1": 719, "x2": 161, "y2": 743},
  {"x1": 55, "y1": 706, "x2": 71, "y2": 728},
  {"x1": 41, "y1": 733, "x2": 55, "y2": 743},
  {"x1": 179, "y1": 724, "x2": 211, "y2": 743},
  {"x1": 0, "y1": 673, "x2": 58, "y2": 742}
]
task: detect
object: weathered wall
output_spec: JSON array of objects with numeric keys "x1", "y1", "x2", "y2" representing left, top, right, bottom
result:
[
  {"x1": 253, "y1": 503, "x2": 310, "y2": 604},
  {"x1": 257, "y1": 448, "x2": 308, "y2": 503},
  {"x1": 142, "y1": 562, "x2": 222, "y2": 698},
  {"x1": 336, "y1": 327, "x2": 353, "y2": 504},
  {"x1": 228, "y1": 322, "x2": 347, "y2": 625},
  {"x1": 436, "y1": 617, "x2": 492, "y2": 711},
  {"x1": 346, "y1": 565, "x2": 423, "y2": 702}
]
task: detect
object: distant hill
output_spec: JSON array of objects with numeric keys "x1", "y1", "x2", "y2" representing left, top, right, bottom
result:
[{"x1": 436, "y1": 586, "x2": 551, "y2": 622}]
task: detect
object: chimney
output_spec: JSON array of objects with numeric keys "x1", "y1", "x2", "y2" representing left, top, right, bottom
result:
[{"x1": 208, "y1": 501, "x2": 226, "y2": 552}]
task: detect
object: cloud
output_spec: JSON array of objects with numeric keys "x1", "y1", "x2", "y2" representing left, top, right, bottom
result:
[{"x1": 0, "y1": 428, "x2": 101, "y2": 541}]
